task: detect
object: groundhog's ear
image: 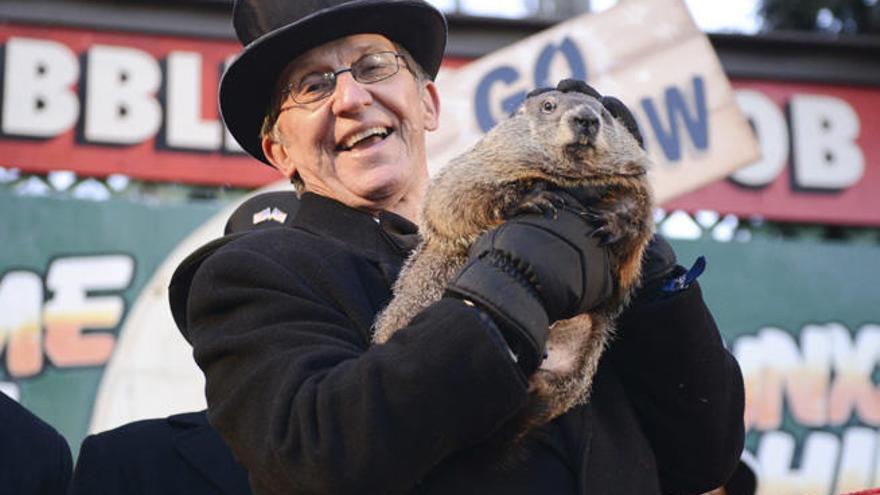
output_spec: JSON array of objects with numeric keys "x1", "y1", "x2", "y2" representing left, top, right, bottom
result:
[
  {"x1": 556, "y1": 79, "x2": 601, "y2": 99},
  {"x1": 526, "y1": 87, "x2": 554, "y2": 99},
  {"x1": 601, "y1": 96, "x2": 644, "y2": 149}
]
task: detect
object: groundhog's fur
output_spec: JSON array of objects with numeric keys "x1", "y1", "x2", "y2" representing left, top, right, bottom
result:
[{"x1": 373, "y1": 80, "x2": 654, "y2": 442}]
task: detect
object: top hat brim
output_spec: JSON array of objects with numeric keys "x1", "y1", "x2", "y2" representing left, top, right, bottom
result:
[{"x1": 220, "y1": 0, "x2": 447, "y2": 165}]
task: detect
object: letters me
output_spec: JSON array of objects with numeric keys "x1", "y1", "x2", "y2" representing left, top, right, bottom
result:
[{"x1": 0, "y1": 255, "x2": 134, "y2": 378}]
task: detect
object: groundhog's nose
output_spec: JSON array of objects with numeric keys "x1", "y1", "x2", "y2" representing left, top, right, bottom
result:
[{"x1": 572, "y1": 114, "x2": 600, "y2": 141}]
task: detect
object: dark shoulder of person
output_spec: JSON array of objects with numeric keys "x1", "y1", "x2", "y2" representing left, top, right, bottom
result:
[
  {"x1": 0, "y1": 392, "x2": 72, "y2": 494},
  {"x1": 70, "y1": 411, "x2": 252, "y2": 495},
  {"x1": 224, "y1": 190, "x2": 300, "y2": 236}
]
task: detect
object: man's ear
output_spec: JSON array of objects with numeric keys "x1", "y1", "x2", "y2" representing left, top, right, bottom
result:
[
  {"x1": 262, "y1": 134, "x2": 297, "y2": 178},
  {"x1": 420, "y1": 81, "x2": 440, "y2": 132}
]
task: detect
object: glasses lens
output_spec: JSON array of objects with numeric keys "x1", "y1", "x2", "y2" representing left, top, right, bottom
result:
[
  {"x1": 352, "y1": 52, "x2": 399, "y2": 84},
  {"x1": 289, "y1": 52, "x2": 401, "y2": 104},
  {"x1": 293, "y1": 72, "x2": 335, "y2": 104}
]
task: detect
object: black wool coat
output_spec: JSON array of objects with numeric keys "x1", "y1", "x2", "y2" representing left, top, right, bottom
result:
[
  {"x1": 68, "y1": 411, "x2": 252, "y2": 495},
  {"x1": 170, "y1": 192, "x2": 745, "y2": 495},
  {"x1": 0, "y1": 391, "x2": 72, "y2": 495}
]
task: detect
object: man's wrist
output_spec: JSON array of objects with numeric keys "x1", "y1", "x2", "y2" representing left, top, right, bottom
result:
[
  {"x1": 445, "y1": 257, "x2": 549, "y2": 375},
  {"x1": 453, "y1": 297, "x2": 524, "y2": 373}
]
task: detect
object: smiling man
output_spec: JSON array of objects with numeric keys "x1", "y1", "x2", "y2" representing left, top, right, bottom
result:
[
  {"x1": 168, "y1": 1, "x2": 745, "y2": 494},
  {"x1": 261, "y1": 33, "x2": 438, "y2": 220}
]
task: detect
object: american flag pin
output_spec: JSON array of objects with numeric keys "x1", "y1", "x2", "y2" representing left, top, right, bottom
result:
[{"x1": 253, "y1": 207, "x2": 288, "y2": 225}]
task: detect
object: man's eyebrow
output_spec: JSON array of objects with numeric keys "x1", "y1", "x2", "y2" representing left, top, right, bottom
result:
[{"x1": 285, "y1": 43, "x2": 396, "y2": 80}]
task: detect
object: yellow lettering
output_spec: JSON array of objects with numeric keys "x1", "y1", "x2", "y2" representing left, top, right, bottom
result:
[
  {"x1": 0, "y1": 271, "x2": 44, "y2": 377},
  {"x1": 43, "y1": 255, "x2": 133, "y2": 369}
]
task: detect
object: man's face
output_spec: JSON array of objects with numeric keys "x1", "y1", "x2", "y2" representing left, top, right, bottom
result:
[{"x1": 263, "y1": 34, "x2": 440, "y2": 215}]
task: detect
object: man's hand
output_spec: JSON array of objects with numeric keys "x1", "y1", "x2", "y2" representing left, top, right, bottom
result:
[
  {"x1": 640, "y1": 234, "x2": 679, "y2": 287},
  {"x1": 446, "y1": 203, "x2": 613, "y2": 375},
  {"x1": 625, "y1": 234, "x2": 707, "y2": 310}
]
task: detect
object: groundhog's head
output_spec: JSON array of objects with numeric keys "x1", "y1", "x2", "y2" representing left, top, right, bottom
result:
[{"x1": 512, "y1": 79, "x2": 647, "y2": 180}]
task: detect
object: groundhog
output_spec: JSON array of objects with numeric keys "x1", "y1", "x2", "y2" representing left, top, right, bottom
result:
[{"x1": 373, "y1": 79, "x2": 655, "y2": 441}]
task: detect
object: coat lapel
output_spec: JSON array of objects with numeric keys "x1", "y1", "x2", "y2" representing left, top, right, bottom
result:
[
  {"x1": 294, "y1": 193, "x2": 416, "y2": 286},
  {"x1": 170, "y1": 413, "x2": 252, "y2": 495}
]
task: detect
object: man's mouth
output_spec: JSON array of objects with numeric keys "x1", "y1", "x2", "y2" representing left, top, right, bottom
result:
[{"x1": 336, "y1": 126, "x2": 393, "y2": 152}]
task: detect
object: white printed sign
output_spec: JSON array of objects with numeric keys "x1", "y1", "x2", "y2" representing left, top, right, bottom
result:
[{"x1": 427, "y1": 0, "x2": 761, "y2": 204}]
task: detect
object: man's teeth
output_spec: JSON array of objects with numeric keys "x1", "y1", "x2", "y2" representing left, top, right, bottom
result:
[{"x1": 340, "y1": 127, "x2": 390, "y2": 151}]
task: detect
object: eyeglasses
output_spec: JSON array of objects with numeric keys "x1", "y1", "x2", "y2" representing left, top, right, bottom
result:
[{"x1": 282, "y1": 51, "x2": 406, "y2": 105}]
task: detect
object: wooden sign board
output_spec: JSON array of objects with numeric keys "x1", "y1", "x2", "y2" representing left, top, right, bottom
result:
[{"x1": 428, "y1": 0, "x2": 761, "y2": 204}]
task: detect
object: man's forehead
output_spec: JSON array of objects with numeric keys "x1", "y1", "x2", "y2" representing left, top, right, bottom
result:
[{"x1": 287, "y1": 34, "x2": 396, "y2": 73}]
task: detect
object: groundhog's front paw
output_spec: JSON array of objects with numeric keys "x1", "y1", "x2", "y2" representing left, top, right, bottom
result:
[
  {"x1": 584, "y1": 208, "x2": 625, "y2": 246},
  {"x1": 507, "y1": 189, "x2": 567, "y2": 219}
]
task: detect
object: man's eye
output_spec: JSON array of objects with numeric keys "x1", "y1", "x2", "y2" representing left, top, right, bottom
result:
[
  {"x1": 298, "y1": 75, "x2": 331, "y2": 95},
  {"x1": 356, "y1": 58, "x2": 389, "y2": 78},
  {"x1": 358, "y1": 62, "x2": 385, "y2": 77}
]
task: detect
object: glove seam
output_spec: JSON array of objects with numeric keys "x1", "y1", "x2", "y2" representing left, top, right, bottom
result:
[{"x1": 480, "y1": 249, "x2": 542, "y2": 302}]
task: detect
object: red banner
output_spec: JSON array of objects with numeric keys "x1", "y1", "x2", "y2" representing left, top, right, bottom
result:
[
  {"x1": 667, "y1": 80, "x2": 880, "y2": 226},
  {"x1": 2, "y1": 23, "x2": 879, "y2": 226},
  {"x1": 0, "y1": 24, "x2": 278, "y2": 187}
]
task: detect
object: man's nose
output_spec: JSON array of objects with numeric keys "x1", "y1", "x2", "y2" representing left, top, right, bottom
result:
[{"x1": 330, "y1": 72, "x2": 372, "y2": 114}]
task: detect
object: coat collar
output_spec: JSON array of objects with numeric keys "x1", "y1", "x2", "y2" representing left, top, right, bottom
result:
[
  {"x1": 169, "y1": 192, "x2": 420, "y2": 342},
  {"x1": 293, "y1": 192, "x2": 419, "y2": 258},
  {"x1": 169, "y1": 412, "x2": 252, "y2": 495}
]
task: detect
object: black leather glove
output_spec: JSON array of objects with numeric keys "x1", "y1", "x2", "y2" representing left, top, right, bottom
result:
[
  {"x1": 446, "y1": 204, "x2": 613, "y2": 375},
  {"x1": 641, "y1": 234, "x2": 678, "y2": 287},
  {"x1": 629, "y1": 234, "x2": 707, "y2": 307}
]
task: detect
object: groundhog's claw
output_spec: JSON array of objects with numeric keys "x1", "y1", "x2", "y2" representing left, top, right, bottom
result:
[
  {"x1": 577, "y1": 208, "x2": 606, "y2": 228},
  {"x1": 580, "y1": 208, "x2": 625, "y2": 246},
  {"x1": 592, "y1": 225, "x2": 624, "y2": 246},
  {"x1": 509, "y1": 189, "x2": 566, "y2": 219}
]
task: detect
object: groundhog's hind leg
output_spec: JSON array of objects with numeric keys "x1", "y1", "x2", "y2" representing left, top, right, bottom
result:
[
  {"x1": 616, "y1": 240, "x2": 649, "y2": 298},
  {"x1": 372, "y1": 245, "x2": 467, "y2": 344}
]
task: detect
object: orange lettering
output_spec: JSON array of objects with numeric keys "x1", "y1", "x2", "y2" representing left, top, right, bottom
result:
[{"x1": 45, "y1": 317, "x2": 115, "y2": 367}]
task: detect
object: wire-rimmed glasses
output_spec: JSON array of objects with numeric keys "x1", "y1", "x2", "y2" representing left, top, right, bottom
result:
[{"x1": 282, "y1": 51, "x2": 406, "y2": 105}]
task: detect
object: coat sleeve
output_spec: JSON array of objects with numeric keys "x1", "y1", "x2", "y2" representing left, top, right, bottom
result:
[
  {"x1": 605, "y1": 281, "x2": 745, "y2": 495},
  {"x1": 68, "y1": 435, "x2": 117, "y2": 495},
  {"x1": 0, "y1": 394, "x2": 72, "y2": 495},
  {"x1": 186, "y1": 244, "x2": 529, "y2": 494},
  {"x1": 54, "y1": 433, "x2": 73, "y2": 495}
]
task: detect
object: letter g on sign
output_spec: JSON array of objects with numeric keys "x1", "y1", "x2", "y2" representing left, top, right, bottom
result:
[{"x1": 473, "y1": 37, "x2": 588, "y2": 133}]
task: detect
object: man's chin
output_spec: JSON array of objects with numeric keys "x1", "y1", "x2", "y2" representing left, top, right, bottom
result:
[
  {"x1": 360, "y1": 189, "x2": 401, "y2": 210},
  {"x1": 349, "y1": 176, "x2": 404, "y2": 201}
]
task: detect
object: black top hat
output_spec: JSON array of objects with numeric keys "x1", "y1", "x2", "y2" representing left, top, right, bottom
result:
[{"x1": 220, "y1": 0, "x2": 448, "y2": 166}]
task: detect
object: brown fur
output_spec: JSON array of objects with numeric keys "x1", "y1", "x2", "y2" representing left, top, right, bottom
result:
[{"x1": 373, "y1": 87, "x2": 654, "y2": 440}]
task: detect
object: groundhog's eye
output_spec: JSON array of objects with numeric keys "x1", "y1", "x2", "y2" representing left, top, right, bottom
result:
[{"x1": 541, "y1": 100, "x2": 557, "y2": 113}]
